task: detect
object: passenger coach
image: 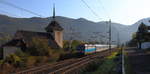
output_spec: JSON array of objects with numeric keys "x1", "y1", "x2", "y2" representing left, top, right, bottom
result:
[{"x1": 76, "y1": 44, "x2": 116, "y2": 55}]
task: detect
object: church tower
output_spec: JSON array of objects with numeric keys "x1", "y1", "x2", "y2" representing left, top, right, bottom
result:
[{"x1": 45, "y1": 5, "x2": 63, "y2": 48}]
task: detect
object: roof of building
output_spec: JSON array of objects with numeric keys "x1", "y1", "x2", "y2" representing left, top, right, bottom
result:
[
  {"x1": 3, "y1": 30, "x2": 60, "y2": 49},
  {"x1": 2, "y1": 6, "x2": 63, "y2": 49},
  {"x1": 1, "y1": 39, "x2": 25, "y2": 47},
  {"x1": 45, "y1": 20, "x2": 63, "y2": 32},
  {"x1": 15, "y1": 30, "x2": 54, "y2": 39}
]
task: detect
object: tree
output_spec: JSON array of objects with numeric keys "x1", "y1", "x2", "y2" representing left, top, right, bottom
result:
[
  {"x1": 27, "y1": 37, "x2": 52, "y2": 56},
  {"x1": 71, "y1": 40, "x2": 83, "y2": 50},
  {"x1": 4, "y1": 54, "x2": 23, "y2": 68},
  {"x1": 0, "y1": 34, "x2": 11, "y2": 45},
  {"x1": 63, "y1": 40, "x2": 70, "y2": 50},
  {"x1": 0, "y1": 48, "x2": 3, "y2": 59},
  {"x1": 63, "y1": 40, "x2": 84, "y2": 52},
  {"x1": 135, "y1": 22, "x2": 148, "y2": 49}
]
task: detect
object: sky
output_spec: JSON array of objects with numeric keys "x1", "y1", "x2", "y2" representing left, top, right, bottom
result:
[{"x1": 0, "y1": 0, "x2": 150, "y2": 25}]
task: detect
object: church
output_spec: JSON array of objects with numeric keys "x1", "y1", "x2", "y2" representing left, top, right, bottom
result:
[{"x1": 0, "y1": 6, "x2": 64, "y2": 59}]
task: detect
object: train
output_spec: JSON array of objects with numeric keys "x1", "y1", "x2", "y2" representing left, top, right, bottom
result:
[{"x1": 76, "y1": 44, "x2": 117, "y2": 54}]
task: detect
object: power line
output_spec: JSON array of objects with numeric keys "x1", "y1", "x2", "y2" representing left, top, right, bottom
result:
[
  {"x1": 0, "y1": 0, "x2": 43, "y2": 17},
  {"x1": 96, "y1": 0, "x2": 112, "y2": 48},
  {"x1": 97, "y1": 0, "x2": 111, "y2": 47},
  {"x1": 80, "y1": 0, "x2": 112, "y2": 46},
  {"x1": 0, "y1": 9, "x2": 19, "y2": 17},
  {"x1": 80, "y1": 0, "x2": 102, "y2": 19},
  {"x1": 97, "y1": 0, "x2": 110, "y2": 19}
]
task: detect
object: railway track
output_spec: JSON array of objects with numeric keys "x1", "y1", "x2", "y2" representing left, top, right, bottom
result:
[
  {"x1": 17, "y1": 49, "x2": 117, "y2": 74},
  {"x1": 16, "y1": 59, "x2": 75, "y2": 74},
  {"x1": 17, "y1": 54, "x2": 91, "y2": 74}
]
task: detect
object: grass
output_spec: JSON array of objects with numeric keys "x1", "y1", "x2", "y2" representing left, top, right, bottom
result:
[
  {"x1": 82, "y1": 51, "x2": 120, "y2": 74},
  {"x1": 0, "y1": 60, "x2": 3, "y2": 65},
  {"x1": 124, "y1": 52, "x2": 134, "y2": 74}
]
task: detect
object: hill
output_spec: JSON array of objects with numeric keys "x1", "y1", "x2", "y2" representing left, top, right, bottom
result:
[{"x1": 0, "y1": 14, "x2": 136, "y2": 44}]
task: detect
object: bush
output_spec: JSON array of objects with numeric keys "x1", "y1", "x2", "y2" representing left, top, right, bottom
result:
[
  {"x1": 63, "y1": 40, "x2": 83, "y2": 52},
  {"x1": 0, "y1": 60, "x2": 3, "y2": 65},
  {"x1": 48, "y1": 51, "x2": 60, "y2": 62},
  {"x1": 4, "y1": 54, "x2": 23, "y2": 68},
  {"x1": 27, "y1": 37, "x2": 52, "y2": 56},
  {"x1": 15, "y1": 50, "x2": 28, "y2": 57},
  {"x1": 26, "y1": 56, "x2": 36, "y2": 67},
  {"x1": 35, "y1": 56, "x2": 48, "y2": 64},
  {"x1": 0, "y1": 48, "x2": 3, "y2": 59}
]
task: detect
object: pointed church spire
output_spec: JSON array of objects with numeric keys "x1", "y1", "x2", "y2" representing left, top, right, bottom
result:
[
  {"x1": 45, "y1": 3, "x2": 63, "y2": 32},
  {"x1": 53, "y1": 4, "x2": 55, "y2": 20}
]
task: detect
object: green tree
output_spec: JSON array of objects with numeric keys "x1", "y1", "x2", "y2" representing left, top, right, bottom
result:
[
  {"x1": 0, "y1": 34, "x2": 11, "y2": 45},
  {"x1": 136, "y1": 22, "x2": 148, "y2": 49},
  {"x1": 27, "y1": 37, "x2": 52, "y2": 56},
  {"x1": 63, "y1": 40, "x2": 84, "y2": 52},
  {"x1": 63, "y1": 40, "x2": 70, "y2": 50},
  {"x1": 0, "y1": 48, "x2": 3, "y2": 59},
  {"x1": 71, "y1": 40, "x2": 83, "y2": 50},
  {"x1": 4, "y1": 54, "x2": 23, "y2": 68}
]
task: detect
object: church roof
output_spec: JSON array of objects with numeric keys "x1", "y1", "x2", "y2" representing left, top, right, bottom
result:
[
  {"x1": 1, "y1": 39, "x2": 25, "y2": 47},
  {"x1": 1, "y1": 5, "x2": 63, "y2": 49},
  {"x1": 45, "y1": 20, "x2": 63, "y2": 32},
  {"x1": 45, "y1": 4, "x2": 63, "y2": 32},
  {"x1": 15, "y1": 30, "x2": 54, "y2": 40},
  {"x1": 2, "y1": 30, "x2": 60, "y2": 49}
]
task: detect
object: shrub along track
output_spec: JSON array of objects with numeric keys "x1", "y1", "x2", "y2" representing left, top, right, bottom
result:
[{"x1": 16, "y1": 49, "x2": 117, "y2": 74}]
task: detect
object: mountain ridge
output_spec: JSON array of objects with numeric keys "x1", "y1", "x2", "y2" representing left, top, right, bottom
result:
[{"x1": 0, "y1": 14, "x2": 145, "y2": 44}]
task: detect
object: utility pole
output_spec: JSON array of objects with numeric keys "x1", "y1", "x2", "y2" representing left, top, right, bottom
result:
[
  {"x1": 117, "y1": 31, "x2": 120, "y2": 48},
  {"x1": 109, "y1": 19, "x2": 111, "y2": 52}
]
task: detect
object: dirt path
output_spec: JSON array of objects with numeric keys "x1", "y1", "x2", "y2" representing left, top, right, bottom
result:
[{"x1": 125, "y1": 48, "x2": 150, "y2": 74}]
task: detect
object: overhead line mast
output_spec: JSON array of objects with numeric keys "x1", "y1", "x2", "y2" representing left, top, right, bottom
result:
[
  {"x1": 80, "y1": 0, "x2": 112, "y2": 49},
  {"x1": 117, "y1": 31, "x2": 120, "y2": 48},
  {"x1": 109, "y1": 19, "x2": 111, "y2": 52}
]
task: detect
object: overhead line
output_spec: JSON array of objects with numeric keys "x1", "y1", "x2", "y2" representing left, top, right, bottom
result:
[
  {"x1": 80, "y1": 0, "x2": 102, "y2": 20},
  {"x1": 97, "y1": 0, "x2": 110, "y2": 19},
  {"x1": 0, "y1": 0, "x2": 43, "y2": 17},
  {"x1": 0, "y1": 9, "x2": 19, "y2": 17}
]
